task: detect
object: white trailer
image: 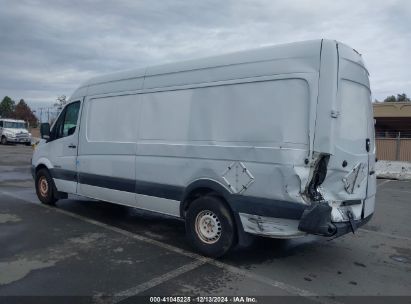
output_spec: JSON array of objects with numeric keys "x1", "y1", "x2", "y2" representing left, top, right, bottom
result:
[{"x1": 32, "y1": 39, "x2": 376, "y2": 257}]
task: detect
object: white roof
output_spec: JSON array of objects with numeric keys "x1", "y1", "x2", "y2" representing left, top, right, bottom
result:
[
  {"x1": 80, "y1": 39, "x2": 324, "y2": 89},
  {"x1": 0, "y1": 118, "x2": 25, "y2": 123}
]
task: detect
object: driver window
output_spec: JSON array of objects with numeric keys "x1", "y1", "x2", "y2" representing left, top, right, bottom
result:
[
  {"x1": 51, "y1": 101, "x2": 80, "y2": 140},
  {"x1": 62, "y1": 101, "x2": 80, "y2": 137}
]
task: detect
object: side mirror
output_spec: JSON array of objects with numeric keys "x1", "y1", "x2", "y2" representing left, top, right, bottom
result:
[
  {"x1": 67, "y1": 126, "x2": 76, "y2": 136},
  {"x1": 40, "y1": 123, "x2": 50, "y2": 139}
]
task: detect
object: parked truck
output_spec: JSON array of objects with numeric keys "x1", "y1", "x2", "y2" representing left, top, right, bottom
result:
[
  {"x1": 0, "y1": 118, "x2": 32, "y2": 146},
  {"x1": 31, "y1": 39, "x2": 376, "y2": 257}
]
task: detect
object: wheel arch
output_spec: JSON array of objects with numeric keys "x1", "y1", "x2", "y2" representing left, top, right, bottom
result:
[
  {"x1": 180, "y1": 179, "x2": 232, "y2": 219},
  {"x1": 34, "y1": 157, "x2": 53, "y2": 173},
  {"x1": 181, "y1": 178, "x2": 251, "y2": 247},
  {"x1": 35, "y1": 163, "x2": 49, "y2": 174}
]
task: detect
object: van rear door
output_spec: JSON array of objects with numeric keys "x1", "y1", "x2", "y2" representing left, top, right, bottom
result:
[
  {"x1": 334, "y1": 43, "x2": 376, "y2": 219},
  {"x1": 337, "y1": 79, "x2": 370, "y2": 196}
]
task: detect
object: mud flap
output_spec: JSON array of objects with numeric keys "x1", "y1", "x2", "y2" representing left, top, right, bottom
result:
[{"x1": 298, "y1": 202, "x2": 337, "y2": 236}]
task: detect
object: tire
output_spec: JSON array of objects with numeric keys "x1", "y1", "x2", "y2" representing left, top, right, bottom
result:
[
  {"x1": 25, "y1": 142, "x2": 31, "y2": 146},
  {"x1": 35, "y1": 168, "x2": 57, "y2": 205},
  {"x1": 185, "y1": 195, "x2": 236, "y2": 257},
  {"x1": 1, "y1": 136, "x2": 7, "y2": 145}
]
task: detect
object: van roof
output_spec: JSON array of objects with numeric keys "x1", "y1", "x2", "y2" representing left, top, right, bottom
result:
[
  {"x1": 0, "y1": 118, "x2": 25, "y2": 123},
  {"x1": 79, "y1": 39, "x2": 327, "y2": 89}
]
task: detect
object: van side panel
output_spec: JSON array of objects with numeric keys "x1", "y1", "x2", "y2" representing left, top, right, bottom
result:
[
  {"x1": 73, "y1": 43, "x2": 323, "y2": 223},
  {"x1": 77, "y1": 94, "x2": 139, "y2": 206},
  {"x1": 136, "y1": 77, "x2": 313, "y2": 210},
  {"x1": 140, "y1": 80, "x2": 309, "y2": 144}
]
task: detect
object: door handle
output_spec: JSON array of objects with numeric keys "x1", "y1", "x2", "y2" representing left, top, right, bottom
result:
[{"x1": 68, "y1": 144, "x2": 76, "y2": 149}]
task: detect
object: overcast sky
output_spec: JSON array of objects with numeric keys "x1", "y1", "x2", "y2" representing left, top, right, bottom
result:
[{"x1": 0, "y1": 0, "x2": 410, "y2": 110}]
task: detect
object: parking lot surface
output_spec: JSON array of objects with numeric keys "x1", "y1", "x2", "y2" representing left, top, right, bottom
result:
[{"x1": 1, "y1": 144, "x2": 411, "y2": 303}]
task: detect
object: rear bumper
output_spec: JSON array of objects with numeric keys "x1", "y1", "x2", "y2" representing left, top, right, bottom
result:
[
  {"x1": 237, "y1": 200, "x2": 373, "y2": 239},
  {"x1": 332, "y1": 213, "x2": 373, "y2": 237},
  {"x1": 298, "y1": 201, "x2": 373, "y2": 237}
]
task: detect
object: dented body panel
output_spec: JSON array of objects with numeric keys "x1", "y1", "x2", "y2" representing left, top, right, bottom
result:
[{"x1": 32, "y1": 39, "x2": 375, "y2": 241}]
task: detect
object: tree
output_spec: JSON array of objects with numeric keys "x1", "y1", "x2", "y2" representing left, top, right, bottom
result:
[
  {"x1": 13, "y1": 99, "x2": 38, "y2": 128},
  {"x1": 0, "y1": 96, "x2": 15, "y2": 118},
  {"x1": 397, "y1": 93, "x2": 410, "y2": 102},
  {"x1": 383, "y1": 93, "x2": 410, "y2": 102},
  {"x1": 54, "y1": 95, "x2": 67, "y2": 110},
  {"x1": 383, "y1": 95, "x2": 397, "y2": 102}
]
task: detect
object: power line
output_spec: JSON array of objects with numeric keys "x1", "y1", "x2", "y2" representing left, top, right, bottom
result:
[{"x1": 34, "y1": 106, "x2": 60, "y2": 123}]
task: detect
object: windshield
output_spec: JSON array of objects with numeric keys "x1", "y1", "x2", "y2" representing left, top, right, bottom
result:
[{"x1": 3, "y1": 121, "x2": 27, "y2": 129}]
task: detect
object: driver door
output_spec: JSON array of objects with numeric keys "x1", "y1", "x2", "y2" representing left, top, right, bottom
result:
[{"x1": 48, "y1": 100, "x2": 82, "y2": 194}]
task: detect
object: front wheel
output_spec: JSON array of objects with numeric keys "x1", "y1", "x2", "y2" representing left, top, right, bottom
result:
[
  {"x1": 1, "y1": 136, "x2": 7, "y2": 145},
  {"x1": 185, "y1": 196, "x2": 236, "y2": 257},
  {"x1": 35, "y1": 168, "x2": 57, "y2": 205}
]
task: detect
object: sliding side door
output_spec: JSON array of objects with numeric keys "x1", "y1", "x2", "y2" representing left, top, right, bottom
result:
[{"x1": 77, "y1": 94, "x2": 139, "y2": 206}]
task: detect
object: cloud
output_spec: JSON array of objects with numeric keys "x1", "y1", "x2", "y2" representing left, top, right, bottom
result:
[{"x1": 0, "y1": 0, "x2": 410, "y2": 109}]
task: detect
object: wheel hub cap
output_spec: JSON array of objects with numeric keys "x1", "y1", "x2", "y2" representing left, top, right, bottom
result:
[
  {"x1": 195, "y1": 210, "x2": 222, "y2": 244},
  {"x1": 38, "y1": 177, "x2": 48, "y2": 197}
]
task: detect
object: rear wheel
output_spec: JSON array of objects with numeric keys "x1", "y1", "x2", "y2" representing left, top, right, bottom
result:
[
  {"x1": 1, "y1": 136, "x2": 7, "y2": 145},
  {"x1": 35, "y1": 168, "x2": 57, "y2": 205},
  {"x1": 185, "y1": 196, "x2": 236, "y2": 257}
]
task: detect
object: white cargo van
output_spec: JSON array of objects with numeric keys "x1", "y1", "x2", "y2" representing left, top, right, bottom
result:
[{"x1": 32, "y1": 39, "x2": 376, "y2": 257}]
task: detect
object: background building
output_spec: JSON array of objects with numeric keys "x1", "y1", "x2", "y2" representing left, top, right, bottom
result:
[{"x1": 373, "y1": 102, "x2": 411, "y2": 161}]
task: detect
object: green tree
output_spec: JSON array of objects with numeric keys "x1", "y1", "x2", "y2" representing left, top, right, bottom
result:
[
  {"x1": 383, "y1": 93, "x2": 411, "y2": 102},
  {"x1": 0, "y1": 96, "x2": 15, "y2": 117},
  {"x1": 383, "y1": 95, "x2": 397, "y2": 102},
  {"x1": 14, "y1": 99, "x2": 38, "y2": 128},
  {"x1": 397, "y1": 93, "x2": 410, "y2": 102}
]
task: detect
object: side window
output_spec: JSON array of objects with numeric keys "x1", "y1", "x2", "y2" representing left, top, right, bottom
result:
[
  {"x1": 62, "y1": 101, "x2": 80, "y2": 137},
  {"x1": 50, "y1": 101, "x2": 80, "y2": 140},
  {"x1": 0, "y1": 121, "x2": 3, "y2": 127},
  {"x1": 50, "y1": 110, "x2": 66, "y2": 140}
]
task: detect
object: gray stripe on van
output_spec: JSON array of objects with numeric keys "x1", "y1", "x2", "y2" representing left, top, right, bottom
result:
[
  {"x1": 49, "y1": 168, "x2": 307, "y2": 220},
  {"x1": 50, "y1": 169, "x2": 184, "y2": 201}
]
